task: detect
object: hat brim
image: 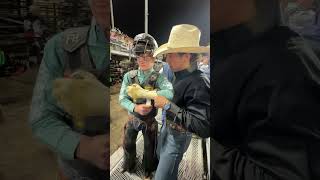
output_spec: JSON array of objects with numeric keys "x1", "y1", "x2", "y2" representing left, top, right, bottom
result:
[{"x1": 153, "y1": 43, "x2": 210, "y2": 57}]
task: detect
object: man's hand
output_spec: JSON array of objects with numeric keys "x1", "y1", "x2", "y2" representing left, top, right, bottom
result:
[
  {"x1": 134, "y1": 104, "x2": 152, "y2": 115},
  {"x1": 76, "y1": 135, "x2": 109, "y2": 170},
  {"x1": 154, "y1": 96, "x2": 169, "y2": 108}
]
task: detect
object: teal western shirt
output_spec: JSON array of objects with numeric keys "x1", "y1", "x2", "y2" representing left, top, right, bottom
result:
[
  {"x1": 29, "y1": 22, "x2": 108, "y2": 160},
  {"x1": 119, "y1": 68, "x2": 174, "y2": 113}
]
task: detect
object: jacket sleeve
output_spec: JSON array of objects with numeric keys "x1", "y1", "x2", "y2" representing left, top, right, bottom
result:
[
  {"x1": 212, "y1": 78, "x2": 320, "y2": 180},
  {"x1": 29, "y1": 34, "x2": 81, "y2": 160},
  {"x1": 168, "y1": 80, "x2": 210, "y2": 138},
  {"x1": 118, "y1": 72, "x2": 135, "y2": 113},
  {"x1": 156, "y1": 73, "x2": 174, "y2": 100}
]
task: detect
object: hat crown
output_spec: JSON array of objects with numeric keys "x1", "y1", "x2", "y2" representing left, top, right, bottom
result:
[
  {"x1": 167, "y1": 24, "x2": 201, "y2": 48},
  {"x1": 153, "y1": 24, "x2": 209, "y2": 57}
]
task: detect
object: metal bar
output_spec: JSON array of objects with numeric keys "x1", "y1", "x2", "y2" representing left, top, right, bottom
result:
[
  {"x1": 110, "y1": 0, "x2": 114, "y2": 29},
  {"x1": 145, "y1": 0, "x2": 148, "y2": 33},
  {"x1": 53, "y1": 3, "x2": 57, "y2": 32},
  {"x1": 0, "y1": 17, "x2": 24, "y2": 25},
  {"x1": 18, "y1": 0, "x2": 21, "y2": 17},
  {"x1": 0, "y1": 26, "x2": 23, "y2": 29}
]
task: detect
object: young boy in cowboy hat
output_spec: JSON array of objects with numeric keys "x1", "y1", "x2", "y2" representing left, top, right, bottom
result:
[
  {"x1": 119, "y1": 33, "x2": 173, "y2": 179},
  {"x1": 152, "y1": 24, "x2": 211, "y2": 180}
]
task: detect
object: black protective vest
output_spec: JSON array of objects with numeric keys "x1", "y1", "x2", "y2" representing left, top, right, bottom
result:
[
  {"x1": 128, "y1": 69, "x2": 159, "y2": 120},
  {"x1": 62, "y1": 26, "x2": 108, "y2": 136}
]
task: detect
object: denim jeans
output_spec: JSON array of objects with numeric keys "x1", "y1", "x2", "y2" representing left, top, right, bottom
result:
[{"x1": 155, "y1": 126, "x2": 192, "y2": 180}]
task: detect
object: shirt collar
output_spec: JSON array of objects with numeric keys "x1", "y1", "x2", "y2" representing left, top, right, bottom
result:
[
  {"x1": 138, "y1": 68, "x2": 154, "y2": 76},
  {"x1": 212, "y1": 24, "x2": 256, "y2": 58},
  {"x1": 174, "y1": 66, "x2": 196, "y2": 82}
]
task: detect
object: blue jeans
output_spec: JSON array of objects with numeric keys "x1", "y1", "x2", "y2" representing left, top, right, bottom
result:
[{"x1": 155, "y1": 126, "x2": 192, "y2": 180}]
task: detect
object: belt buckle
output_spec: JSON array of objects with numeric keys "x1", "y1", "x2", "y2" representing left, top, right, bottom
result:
[{"x1": 169, "y1": 122, "x2": 185, "y2": 132}]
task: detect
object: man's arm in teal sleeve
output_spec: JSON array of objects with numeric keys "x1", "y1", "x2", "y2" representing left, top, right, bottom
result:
[
  {"x1": 29, "y1": 35, "x2": 80, "y2": 160},
  {"x1": 156, "y1": 74, "x2": 174, "y2": 100},
  {"x1": 119, "y1": 73, "x2": 135, "y2": 112}
]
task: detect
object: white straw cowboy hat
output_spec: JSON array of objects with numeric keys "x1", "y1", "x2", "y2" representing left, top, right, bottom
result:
[{"x1": 153, "y1": 24, "x2": 209, "y2": 57}]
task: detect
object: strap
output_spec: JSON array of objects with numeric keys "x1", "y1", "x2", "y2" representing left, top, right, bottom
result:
[
  {"x1": 62, "y1": 26, "x2": 102, "y2": 80},
  {"x1": 128, "y1": 70, "x2": 139, "y2": 85},
  {"x1": 62, "y1": 26, "x2": 90, "y2": 53},
  {"x1": 153, "y1": 61, "x2": 163, "y2": 72},
  {"x1": 143, "y1": 71, "x2": 159, "y2": 89},
  {"x1": 63, "y1": 26, "x2": 91, "y2": 73}
]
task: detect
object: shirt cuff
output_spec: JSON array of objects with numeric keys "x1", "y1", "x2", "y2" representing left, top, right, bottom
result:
[
  {"x1": 128, "y1": 103, "x2": 135, "y2": 113},
  {"x1": 157, "y1": 90, "x2": 173, "y2": 100},
  {"x1": 168, "y1": 102, "x2": 180, "y2": 115},
  {"x1": 58, "y1": 130, "x2": 81, "y2": 160}
]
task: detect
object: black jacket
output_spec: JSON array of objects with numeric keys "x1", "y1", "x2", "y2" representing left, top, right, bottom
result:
[
  {"x1": 211, "y1": 26, "x2": 320, "y2": 180},
  {"x1": 167, "y1": 69, "x2": 211, "y2": 138}
]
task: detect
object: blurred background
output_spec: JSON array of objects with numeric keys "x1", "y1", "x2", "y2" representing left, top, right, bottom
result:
[{"x1": 0, "y1": 0, "x2": 92, "y2": 179}]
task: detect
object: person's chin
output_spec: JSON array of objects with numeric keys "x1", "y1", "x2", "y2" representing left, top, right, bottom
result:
[{"x1": 170, "y1": 67, "x2": 177, "y2": 72}]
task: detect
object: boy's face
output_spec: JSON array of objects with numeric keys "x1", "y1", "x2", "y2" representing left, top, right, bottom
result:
[{"x1": 137, "y1": 53, "x2": 155, "y2": 71}]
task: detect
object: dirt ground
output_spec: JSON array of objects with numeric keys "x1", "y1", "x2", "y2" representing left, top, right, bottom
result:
[
  {"x1": 110, "y1": 84, "x2": 128, "y2": 154},
  {"x1": 0, "y1": 67, "x2": 57, "y2": 180}
]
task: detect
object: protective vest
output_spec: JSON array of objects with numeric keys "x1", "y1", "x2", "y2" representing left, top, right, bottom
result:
[
  {"x1": 128, "y1": 69, "x2": 159, "y2": 120},
  {"x1": 62, "y1": 26, "x2": 108, "y2": 136}
]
